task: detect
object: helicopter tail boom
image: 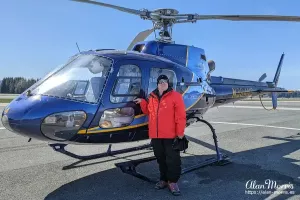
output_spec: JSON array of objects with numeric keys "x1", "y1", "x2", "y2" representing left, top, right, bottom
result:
[{"x1": 211, "y1": 53, "x2": 293, "y2": 109}]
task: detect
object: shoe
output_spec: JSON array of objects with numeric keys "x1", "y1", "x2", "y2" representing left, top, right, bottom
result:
[
  {"x1": 155, "y1": 180, "x2": 168, "y2": 190},
  {"x1": 168, "y1": 182, "x2": 181, "y2": 196}
]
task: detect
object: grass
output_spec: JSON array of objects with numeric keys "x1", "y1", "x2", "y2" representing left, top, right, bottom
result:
[{"x1": 0, "y1": 99, "x2": 13, "y2": 103}]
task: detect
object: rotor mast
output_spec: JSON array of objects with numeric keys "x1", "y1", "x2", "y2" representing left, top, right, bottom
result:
[{"x1": 148, "y1": 9, "x2": 178, "y2": 43}]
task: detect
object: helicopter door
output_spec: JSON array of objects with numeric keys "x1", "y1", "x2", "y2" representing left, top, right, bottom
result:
[{"x1": 96, "y1": 60, "x2": 148, "y2": 132}]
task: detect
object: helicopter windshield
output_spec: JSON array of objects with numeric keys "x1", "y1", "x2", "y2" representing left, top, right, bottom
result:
[{"x1": 30, "y1": 54, "x2": 113, "y2": 103}]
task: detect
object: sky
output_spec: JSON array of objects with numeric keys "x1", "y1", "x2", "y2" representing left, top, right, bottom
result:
[{"x1": 1, "y1": 0, "x2": 300, "y2": 89}]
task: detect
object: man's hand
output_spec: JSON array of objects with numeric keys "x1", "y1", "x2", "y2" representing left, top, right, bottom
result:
[
  {"x1": 133, "y1": 98, "x2": 142, "y2": 104},
  {"x1": 178, "y1": 135, "x2": 184, "y2": 139}
]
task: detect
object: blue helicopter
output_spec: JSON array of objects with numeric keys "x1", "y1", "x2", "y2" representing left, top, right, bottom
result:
[{"x1": 1, "y1": 0, "x2": 297, "y2": 181}]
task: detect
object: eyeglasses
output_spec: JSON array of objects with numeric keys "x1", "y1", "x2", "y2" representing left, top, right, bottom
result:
[{"x1": 158, "y1": 79, "x2": 168, "y2": 84}]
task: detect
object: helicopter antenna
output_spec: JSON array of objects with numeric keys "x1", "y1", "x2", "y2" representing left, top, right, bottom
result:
[
  {"x1": 71, "y1": 0, "x2": 300, "y2": 44},
  {"x1": 76, "y1": 42, "x2": 81, "y2": 53}
]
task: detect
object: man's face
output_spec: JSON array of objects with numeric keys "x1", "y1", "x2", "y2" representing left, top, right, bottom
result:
[{"x1": 158, "y1": 79, "x2": 168, "y2": 91}]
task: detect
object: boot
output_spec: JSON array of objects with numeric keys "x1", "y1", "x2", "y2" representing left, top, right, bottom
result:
[
  {"x1": 155, "y1": 180, "x2": 168, "y2": 190},
  {"x1": 168, "y1": 182, "x2": 181, "y2": 196}
]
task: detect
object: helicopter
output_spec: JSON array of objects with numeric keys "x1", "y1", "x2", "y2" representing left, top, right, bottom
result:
[{"x1": 1, "y1": 0, "x2": 298, "y2": 182}]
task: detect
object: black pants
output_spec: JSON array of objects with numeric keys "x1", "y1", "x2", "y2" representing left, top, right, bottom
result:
[{"x1": 151, "y1": 138, "x2": 181, "y2": 183}]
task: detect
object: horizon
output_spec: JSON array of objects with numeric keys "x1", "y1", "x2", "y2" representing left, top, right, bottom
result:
[{"x1": 1, "y1": 0, "x2": 300, "y2": 89}]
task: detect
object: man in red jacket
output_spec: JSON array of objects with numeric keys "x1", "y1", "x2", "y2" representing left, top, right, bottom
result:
[{"x1": 133, "y1": 74, "x2": 186, "y2": 196}]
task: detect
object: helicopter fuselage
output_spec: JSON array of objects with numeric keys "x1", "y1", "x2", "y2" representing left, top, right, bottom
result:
[
  {"x1": 1, "y1": 48, "x2": 211, "y2": 143},
  {"x1": 1, "y1": 41, "x2": 285, "y2": 144}
]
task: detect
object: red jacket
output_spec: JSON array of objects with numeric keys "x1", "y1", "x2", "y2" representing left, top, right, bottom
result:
[{"x1": 140, "y1": 88, "x2": 186, "y2": 139}]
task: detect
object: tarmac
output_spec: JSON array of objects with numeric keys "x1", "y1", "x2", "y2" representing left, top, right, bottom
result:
[{"x1": 0, "y1": 101, "x2": 300, "y2": 200}]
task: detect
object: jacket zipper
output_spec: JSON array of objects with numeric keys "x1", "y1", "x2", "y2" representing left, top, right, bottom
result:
[
  {"x1": 150, "y1": 93, "x2": 160, "y2": 138},
  {"x1": 151, "y1": 91, "x2": 170, "y2": 138},
  {"x1": 156, "y1": 98, "x2": 160, "y2": 138}
]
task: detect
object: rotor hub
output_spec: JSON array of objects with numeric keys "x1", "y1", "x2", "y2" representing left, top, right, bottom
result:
[
  {"x1": 143, "y1": 9, "x2": 179, "y2": 43},
  {"x1": 152, "y1": 8, "x2": 179, "y2": 16}
]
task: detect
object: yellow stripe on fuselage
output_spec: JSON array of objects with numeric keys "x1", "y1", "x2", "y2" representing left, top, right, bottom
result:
[
  {"x1": 79, "y1": 73, "x2": 202, "y2": 134},
  {"x1": 79, "y1": 122, "x2": 148, "y2": 134}
]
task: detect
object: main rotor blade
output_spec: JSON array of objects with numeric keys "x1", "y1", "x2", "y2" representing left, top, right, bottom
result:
[
  {"x1": 71, "y1": 0, "x2": 144, "y2": 16},
  {"x1": 127, "y1": 28, "x2": 154, "y2": 50},
  {"x1": 193, "y1": 15, "x2": 300, "y2": 22}
]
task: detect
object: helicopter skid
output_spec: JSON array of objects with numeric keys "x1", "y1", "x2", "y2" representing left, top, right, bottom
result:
[
  {"x1": 115, "y1": 154, "x2": 230, "y2": 183},
  {"x1": 115, "y1": 118, "x2": 231, "y2": 183},
  {"x1": 48, "y1": 143, "x2": 152, "y2": 160},
  {"x1": 49, "y1": 118, "x2": 231, "y2": 182},
  {"x1": 115, "y1": 156, "x2": 158, "y2": 183}
]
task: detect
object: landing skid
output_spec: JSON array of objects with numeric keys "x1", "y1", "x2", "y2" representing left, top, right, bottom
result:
[
  {"x1": 49, "y1": 118, "x2": 231, "y2": 183},
  {"x1": 49, "y1": 143, "x2": 152, "y2": 160},
  {"x1": 115, "y1": 157, "x2": 158, "y2": 183},
  {"x1": 114, "y1": 118, "x2": 231, "y2": 183}
]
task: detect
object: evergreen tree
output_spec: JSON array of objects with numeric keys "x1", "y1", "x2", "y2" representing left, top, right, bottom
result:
[{"x1": 0, "y1": 77, "x2": 39, "y2": 94}]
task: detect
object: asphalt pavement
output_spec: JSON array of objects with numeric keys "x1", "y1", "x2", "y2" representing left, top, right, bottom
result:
[{"x1": 0, "y1": 101, "x2": 299, "y2": 200}]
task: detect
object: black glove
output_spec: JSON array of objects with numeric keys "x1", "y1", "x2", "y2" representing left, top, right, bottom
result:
[{"x1": 172, "y1": 136, "x2": 189, "y2": 152}]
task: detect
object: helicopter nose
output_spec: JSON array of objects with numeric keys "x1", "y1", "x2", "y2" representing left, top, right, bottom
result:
[
  {"x1": 1, "y1": 102, "x2": 50, "y2": 141},
  {"x1": 1, "y1": 112, "x2": 14, "y2": 132},
  {"x1": 1, "y1": 94, "x2": 95, "y2": 142}
]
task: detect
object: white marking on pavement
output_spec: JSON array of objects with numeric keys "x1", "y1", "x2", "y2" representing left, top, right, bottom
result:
[
  {"x1": 210, "y1": 121, "x2": 300, "y2": 131},
  {"x1": 220, "y1": 105, "x2": 300, "y2": 111},
  {"x1": 240, "y1": 101, "x2": 300, "y2": 103},
  {"x1": 0, "y1": 127, "x2": 5, "y2": 130}
]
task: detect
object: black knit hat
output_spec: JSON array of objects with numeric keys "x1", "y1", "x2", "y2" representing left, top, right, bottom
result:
[{"x1": 157, "y1": 74, "x2": 169, "y2": 84}]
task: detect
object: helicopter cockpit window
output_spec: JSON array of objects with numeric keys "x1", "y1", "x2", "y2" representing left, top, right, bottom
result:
[
  {"x1": 110, "y1": 64, "x2": 142, "y2": 103},
  {"x1": 29, "y1": 54, "x2": 113, "y2": 104},
  {"x1": 74, "y1": 81, "x2": 88, "y2": 95},
  {"x1": 148, "y1": 68, "x2": 177, "y2": 95}
]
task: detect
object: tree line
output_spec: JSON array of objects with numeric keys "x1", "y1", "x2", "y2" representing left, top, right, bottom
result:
[
  {"x1": 0, "y1": 76, "x2": 300, "y2": 98},
  {"x1": 0, "y1": 77, "x2": 39, "y2": 94}
]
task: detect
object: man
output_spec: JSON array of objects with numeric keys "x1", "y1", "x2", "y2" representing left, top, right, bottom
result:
[{"x1": 133, "y1": 74, "x2": 186, "y2": 196}]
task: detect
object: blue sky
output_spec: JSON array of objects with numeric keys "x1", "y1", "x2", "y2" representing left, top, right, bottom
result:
[{"x1": 1, "y1": 0, "x2": 300, "y2": 89}]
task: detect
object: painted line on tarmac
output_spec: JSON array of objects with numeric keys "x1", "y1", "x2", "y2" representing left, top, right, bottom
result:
[
  {"x1": 240, "y1": 101, "x2": 300, "y2": 103},
  {"x1": 210, "y1": 121, "x2": 300, "y2": 131},
  {"x1": 0, "y1": 127, "x2": 5, "y2": 130},
  {"x1": 220, "y1": 105, "x2": 300, "y2": 111}
]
